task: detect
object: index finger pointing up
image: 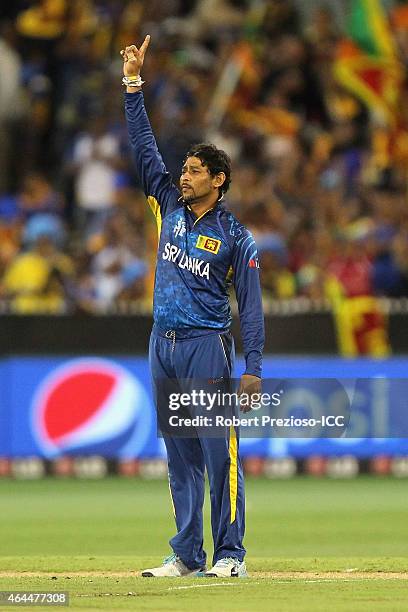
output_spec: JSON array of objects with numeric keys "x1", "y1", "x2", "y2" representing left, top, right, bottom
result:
[{"x1": 140, "y1": 35, "x2": 151, "y2": 58}]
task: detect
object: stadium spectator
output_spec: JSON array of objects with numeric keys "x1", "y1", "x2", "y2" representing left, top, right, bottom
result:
[
  {"x1": 18, "y1": 172, "x2": 65, "y2": 219},
  {"x1": 89, "y1": 212, "x2": 147, "y2": 312},
  {"x1": 69, "y1": 116, "x2": 125, "y2": 232},
  {"x1": 0, "y1": 22, "x2": 25, "y2": 194},
  {"x1": 0, "y1": 225, "x2": 73, "y2": 314}
]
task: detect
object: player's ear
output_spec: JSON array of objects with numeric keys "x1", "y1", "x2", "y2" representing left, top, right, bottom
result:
[{"x1": 213, "y1": 172, "x2": 226, "y2": 189}]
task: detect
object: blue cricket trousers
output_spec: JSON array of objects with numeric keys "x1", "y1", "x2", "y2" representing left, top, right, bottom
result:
[{"x1": 149, "y1": 326, "x2": 246, "y2": 570}]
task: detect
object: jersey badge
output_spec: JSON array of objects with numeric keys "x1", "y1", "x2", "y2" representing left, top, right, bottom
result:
[{"x1": 196, "y1": 235, "x2": 221, "y2": 254}]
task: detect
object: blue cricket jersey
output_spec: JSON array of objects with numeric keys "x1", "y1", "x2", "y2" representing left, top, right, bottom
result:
[{"x1": 125, "y1": 92, "x2": 264, "y2": 377}]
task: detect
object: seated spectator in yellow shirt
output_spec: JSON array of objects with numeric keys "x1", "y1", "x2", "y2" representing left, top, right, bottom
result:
[{"x1": 1, "y1": 227, "x2": 73, "y2": 314}]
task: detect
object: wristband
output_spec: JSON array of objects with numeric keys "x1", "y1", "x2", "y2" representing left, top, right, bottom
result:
[{"x1": 122, "y1": 75, "x2": 145, "y2": 88}]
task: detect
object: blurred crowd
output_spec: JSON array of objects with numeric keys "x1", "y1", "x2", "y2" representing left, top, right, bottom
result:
[{"x1": 1, "y1": 0, "x2": 408, "y2": 315}]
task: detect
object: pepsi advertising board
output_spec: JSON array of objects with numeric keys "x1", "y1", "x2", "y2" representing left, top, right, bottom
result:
[
  {"x1": 5, "y1": 357, "x2": 162, "y2": 460},
  {"x1": 1, "y1": 356, "x2": 408, "y2": 459}
]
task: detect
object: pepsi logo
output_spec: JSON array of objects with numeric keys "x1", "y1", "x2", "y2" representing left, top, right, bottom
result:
[{"x1": 31, "y1": 359, "x2": 152, "y2": 458}]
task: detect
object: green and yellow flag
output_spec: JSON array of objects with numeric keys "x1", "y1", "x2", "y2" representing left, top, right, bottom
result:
[{"x1": 334, "y1": 0, "x2": 402, "y2": 125}]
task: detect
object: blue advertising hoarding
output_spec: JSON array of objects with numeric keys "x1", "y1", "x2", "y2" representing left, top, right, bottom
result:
[{"x1": 0, "y1": 355, "x2": 408, "y2": 459}]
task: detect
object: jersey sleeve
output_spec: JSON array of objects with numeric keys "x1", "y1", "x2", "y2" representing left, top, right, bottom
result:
[
  {"x1": 231, "y1": 229, "x2": 265, "y2": 377},
  {"x1": 125, "y1": 91, "x2": 180, "y2": 224}
]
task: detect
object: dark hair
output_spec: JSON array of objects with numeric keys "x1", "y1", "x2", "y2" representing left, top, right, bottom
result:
[{"x1": 185, "y1": 143, "x2": 232, "y2": 197}]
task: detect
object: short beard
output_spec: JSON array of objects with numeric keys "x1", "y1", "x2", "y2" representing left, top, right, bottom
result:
[{"x1": 182, "y1": 191, "x2": 198, "y2": 204}]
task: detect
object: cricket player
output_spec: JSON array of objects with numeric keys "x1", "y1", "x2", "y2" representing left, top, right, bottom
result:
[{"x1": 121, "y1": 36, "x2": 264, "y2": 578}]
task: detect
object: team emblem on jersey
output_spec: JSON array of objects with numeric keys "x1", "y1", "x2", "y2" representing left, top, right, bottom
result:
[
  {"x1": 173, "y1": 217, "x2": 186, "y2": 238},
  {"x1": 196, "y1": 235, "x2": 221, "y2": 254}
]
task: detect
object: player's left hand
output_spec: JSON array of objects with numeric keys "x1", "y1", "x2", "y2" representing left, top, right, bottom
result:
[{"x1": 238, "y1": 374, "x2": 261, "y2": 413}]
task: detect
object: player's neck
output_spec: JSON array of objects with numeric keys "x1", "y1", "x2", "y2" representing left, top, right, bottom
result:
[{"x1": 189, "y1": 195, "x2": 219, "y2": 220}]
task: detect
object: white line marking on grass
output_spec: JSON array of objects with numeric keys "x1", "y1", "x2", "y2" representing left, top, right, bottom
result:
[
  {"x1": 168, "y1": 582, "x2": 256, "y2": 590},
  {"x1": 167, "y1": 579, "x2": 362, "y2": 591}
]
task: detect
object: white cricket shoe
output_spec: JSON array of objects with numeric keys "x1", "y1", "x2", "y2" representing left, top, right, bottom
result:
[
  {"x1": 205, "y1": 557, "x2": 248, "y2": 578},
  {"x1": 142, "y1": 553, "x2": 205, "y2": 577}
]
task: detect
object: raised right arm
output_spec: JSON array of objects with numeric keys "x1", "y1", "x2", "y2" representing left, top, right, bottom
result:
[
  {"x1": 125, "y1": 92, "x2": 179, "y2": 215},
  {"x1": 122, "y1": 38, "x2": 179, "y2": 222}
]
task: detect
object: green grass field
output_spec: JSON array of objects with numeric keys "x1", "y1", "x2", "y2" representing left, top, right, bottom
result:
[{"x1": 1, "y1": 477, "x2": 407, "y2": 610}]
